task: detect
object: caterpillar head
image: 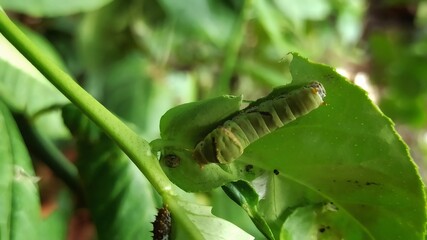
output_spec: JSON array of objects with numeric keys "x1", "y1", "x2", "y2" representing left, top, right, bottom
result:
[
  {"x1": 158, "y1": 147, "x2": 246, "y2": 192},
  {"x1": 306, "y1": 81, "x2": 326, "y2": 100}
]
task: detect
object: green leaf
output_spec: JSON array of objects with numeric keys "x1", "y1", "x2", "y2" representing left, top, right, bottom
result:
[
  {"x1": 157, "y1": 94, "x2": 243, "y2": 149},
  {"x1": 76, "y1": 140, "x2": 159, "y2": 239},
  {"x1": 174, "y1": 200, "x2": 254, "y2": 240},
  {"x1": 0, "y1": 31, "x2": 68, "y2": 116},
  {"x1": 155, "y1": 79, "x2": 322, "y2": 193},
  {"x1": 86, "y1": 54, "x2": 153, "y2": 129},
  {"x1": 236, "y1": 59, "x2": 292, "y2": 87},
  {"x1": 63, "y1": 107, "x2": 159, "y2": 239},
  {"x1": 280, "y1": 204, "x2": 364, "y2": 240},
  {"x1": 253, "y1": 0, "x2": 294, "y2": 55},
  {"x1": 222, "y1": 181, "x2": 274, "y2": 240},
  {"x1": 158, "y1": 146, "x2": 257, "y2": 192},
  {"x1": 0, "y1": 100, "x2": 41, "y2": 240},
  {"x1": 274, "y1": 0, "x2": 331, "y2": 24},
  {"x1": 62, "y1": 104, "x2": 102, "y2": 143},
  {"x1": 1, "y1": 25, "x2": 71, "y2": 139},
  {"x1": 154, "y1": 94, "x2": 268, "y2": 192},
  {"x1": 242, "y1": 54, "x2": 426, "y2": 239},
  {"x1": 211, "y1": 188, "x2": 265, "y2": 239},
  {"x1": 98, "y1": 53, "x2": 197, "y2": 139},
  {"x1": 0, "y1": 0, "x2": 114, "y2": 17},
  {"x1": 156, "y1": 52, "x2": 426, "y2": 238},
  {"x1": 157, "y1": 0, "x2": 235, "y2": 46}
]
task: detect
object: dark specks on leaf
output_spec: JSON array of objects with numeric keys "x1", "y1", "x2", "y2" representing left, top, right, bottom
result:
[
  {"x1": 346, "y1": 179, "x2": 381, "y2": 187},
  {"x1": 324, "y1": 202, "x2": 339, "y2": 212},
  {"x1": 366, "y1": 181, "x2": 380, "y2": 186},
  {"x1": 273, "y1": 169, "x2": 279, "y2": 175},
  {"x1": 318, "y1": 225, "x2": 331, "y2": 233}
]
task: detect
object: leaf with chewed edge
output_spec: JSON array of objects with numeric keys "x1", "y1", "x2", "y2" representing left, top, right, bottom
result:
[{"x1": 241, "y1": 54, "x2": 426, "y2": 239}]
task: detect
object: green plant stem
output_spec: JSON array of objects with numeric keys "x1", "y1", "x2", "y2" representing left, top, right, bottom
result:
[
  {"x1": 0, "y1": 10, "x2": 203, "y2": 239},
  {"x1": 214, "y1": 0, "x2": 252, "y2": 96},
  {"x1": 237, "y1": 59, "x2": 290, "y2": 86},
  {"x1": 254, "y1": 0, "x2": 290, "y2": 53}
]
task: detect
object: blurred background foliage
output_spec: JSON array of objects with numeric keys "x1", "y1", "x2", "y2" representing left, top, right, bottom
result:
[{"x1": 1, "y1": 0, "x2": 427, "y2": 239}]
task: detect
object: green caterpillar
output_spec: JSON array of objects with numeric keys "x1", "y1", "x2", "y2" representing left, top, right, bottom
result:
[{"x1": 192, "y1": 81, "x2": 326, "y2": 166}]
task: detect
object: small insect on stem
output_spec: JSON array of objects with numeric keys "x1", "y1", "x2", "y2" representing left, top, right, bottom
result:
[{"x1": 152, "y1": 205, "x2": 172, "y2": 240}]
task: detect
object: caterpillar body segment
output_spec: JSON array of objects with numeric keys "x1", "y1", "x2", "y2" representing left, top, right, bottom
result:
[{"x1": 193, "y1": 81, "x2": 326, "y2": 165}]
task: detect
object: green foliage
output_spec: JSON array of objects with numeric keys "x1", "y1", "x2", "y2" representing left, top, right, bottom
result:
[
  {"x1": 0, "y1": 0, "x2": 426, "y2": 239},
  {"x1": 63, "y1": 105, "x2": 159, "y2": 239},
  {"x1": 369, "y1": 33, "x2": 427, "y2": 126},
  {"x1": 0, "y1": 24, "x2": 70, "y2": 140},
  {"x1": 363, "y1": 1, "x2": 427, "y2": 127},
  {"x1": 173, "y1": 200, "x2": 254, "y2": 240},
  {"x1": 154, "y1": 80, "x2": 326, "y2": 192},
  {"x1": 0, "y1": 100, "x2": 41, "y2": 240},
  {"x1": 153, "y1": 95, "x2": 256, "y2": 192},
  {"x1": 0, "y1": 33, "x2": 68, "y2": 115},
  {"x1": 157, "y1": 95, "x2": 243, "y2": 149},
  {"x1": 0, "y1": 0, "x2": 114, "y2": 17},
  {"x1": 222, "y1": 181, "x2": 274, "y2": 239},
  {"x1": 154, "y1": 54, "x2": 426, "y2": 239},
  {"x1": 257, "y1": 55, "x2": 426, "y2": 239}
]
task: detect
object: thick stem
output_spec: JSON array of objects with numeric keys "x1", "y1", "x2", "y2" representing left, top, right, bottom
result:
[{"x1": 0, "y1": 10, "x2": 202, "y2": 239}]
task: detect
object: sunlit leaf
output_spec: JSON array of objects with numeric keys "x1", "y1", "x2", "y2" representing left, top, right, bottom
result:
[
  {"x1": 242, "y1": 54, "x2": 426, "y2": 239},
  {"x1": 174, "y1": 200, "x2": 254, "y2": 240},
  {"x1": 274, "y1": 0, "x2": 331, "y2": 25},
  {"x1": 155, "y1": 53, "x2": 426, "y2": 239},
  {"x1": 0, "y1": 32, "x2": 68, "y2": 116}
]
